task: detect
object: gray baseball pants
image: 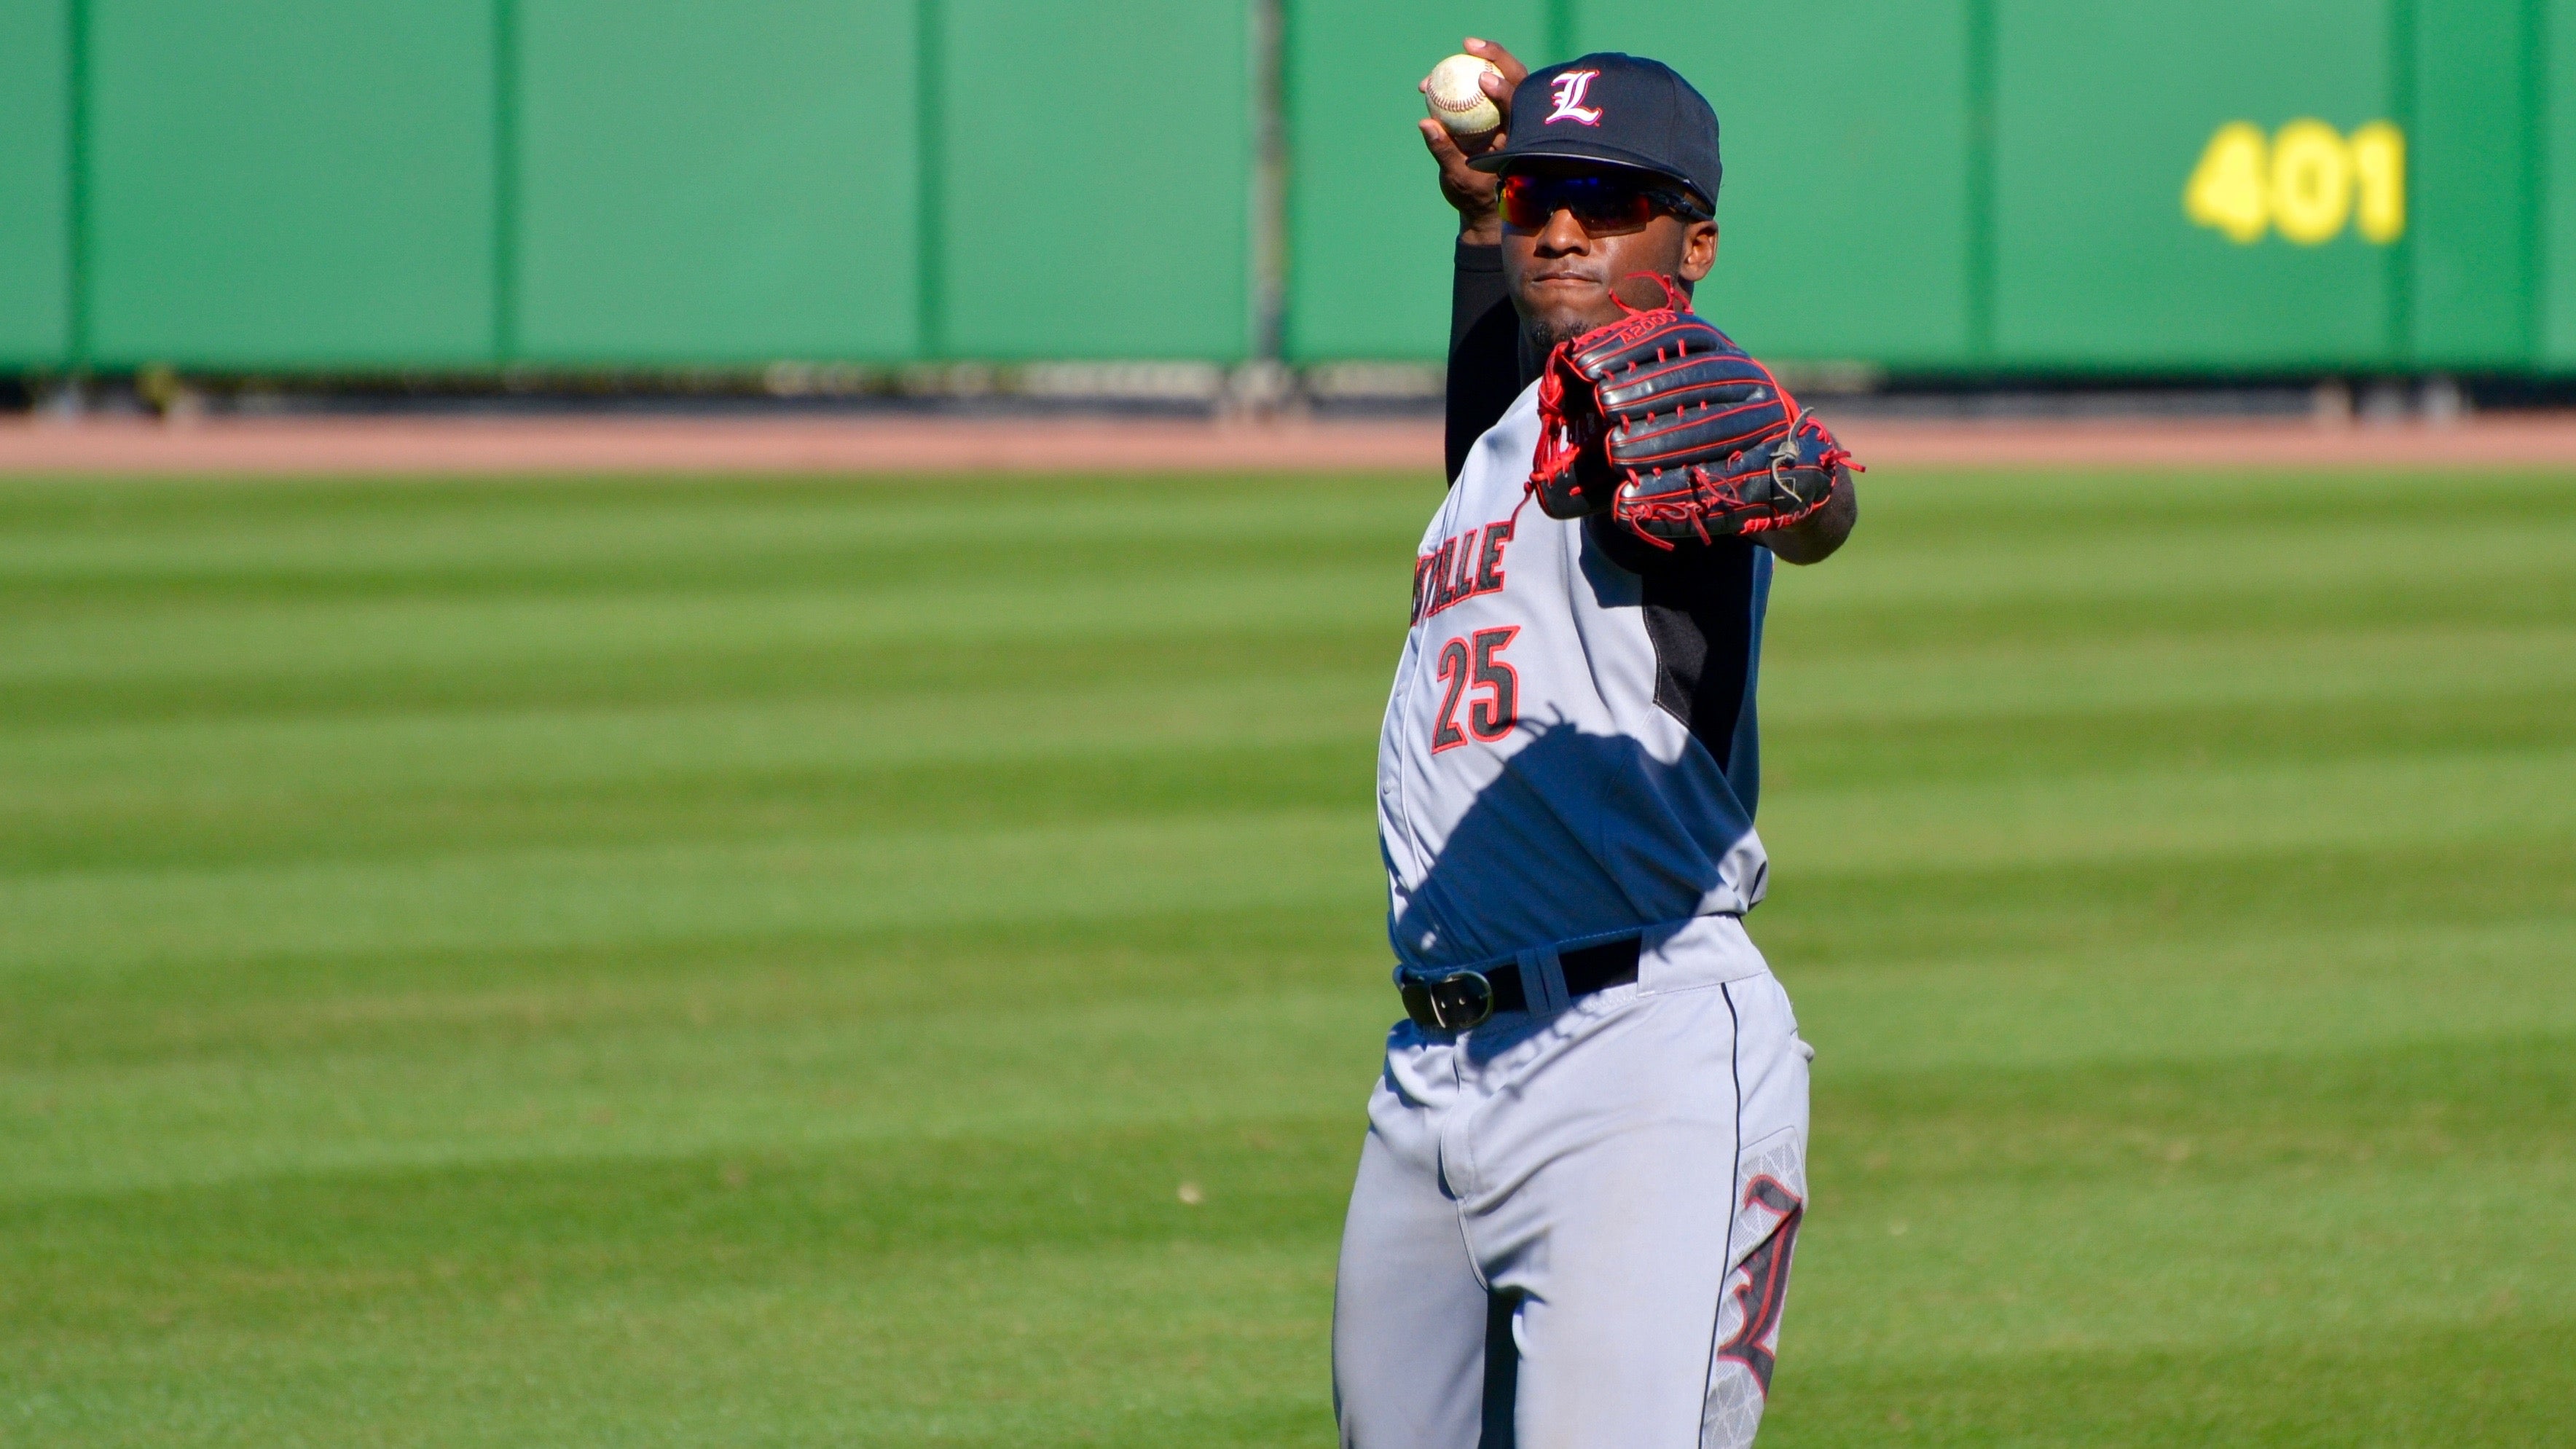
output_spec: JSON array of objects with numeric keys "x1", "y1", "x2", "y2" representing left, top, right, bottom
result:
[{"x1": 1333, "y1": 914, "x2": 1812, "y2": 1449}]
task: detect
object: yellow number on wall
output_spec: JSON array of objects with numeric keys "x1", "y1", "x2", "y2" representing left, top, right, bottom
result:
[
  {"x1": 2184, "y1": 119, "x2": 2404, "y2": 246},
  {"x1": 2349, "y1": 120, "x2": 2405, "y2": 243},
  {"x1": 2269, "y1": 119, "x2": 2352, "y2": 244},
  {"x1": 2186, "y1": 122, "x2": 2272, "y2": 243}
]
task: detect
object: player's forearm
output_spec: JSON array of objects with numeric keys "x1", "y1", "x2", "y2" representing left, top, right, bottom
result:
[
  {"x1": 1759, "y1": 469, "x2": 1858, "y2": 565},
  {"x1": 1447, "y1": 240, "x2": 1523, "y2": 483},
  {"x1": 1450, "y1": 241, "x2": 1507, "y2": 356}
]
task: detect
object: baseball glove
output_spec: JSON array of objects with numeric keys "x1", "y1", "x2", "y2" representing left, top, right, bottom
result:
[{"x1": 1528, "y1": 280, "x2": 1858, "y2": 549}]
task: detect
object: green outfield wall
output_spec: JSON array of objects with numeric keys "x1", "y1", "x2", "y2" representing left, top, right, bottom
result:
[{"x1": 1, "y1": 1, "x2": 2568, "y2": 375}]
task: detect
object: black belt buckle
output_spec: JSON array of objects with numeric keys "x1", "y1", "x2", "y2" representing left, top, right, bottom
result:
[{"x1": 1400, "y1": 970, "x2": 1496, "y2": 1032}]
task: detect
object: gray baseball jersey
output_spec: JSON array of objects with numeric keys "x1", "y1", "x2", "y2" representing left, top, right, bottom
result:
[
  {"x1": 1337, "y1": 378, "x2": 1811, "y2": 1449},
  {"x1": 1377, "y1": 378, "x2": 1773, "y2": 974}
]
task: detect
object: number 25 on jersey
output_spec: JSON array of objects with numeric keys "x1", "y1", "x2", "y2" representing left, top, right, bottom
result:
[{"x1": 1431, "y1": 627, "x2": 1519, "y2": 752}]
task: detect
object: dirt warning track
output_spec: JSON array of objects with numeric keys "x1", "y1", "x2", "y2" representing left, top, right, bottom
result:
[{"x1": 4, "y1": 411, "x2": 2575, "y2": 477}]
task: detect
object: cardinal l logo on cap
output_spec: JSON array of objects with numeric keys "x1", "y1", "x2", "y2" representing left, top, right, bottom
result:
[{"x1": 1544, "y1": 70, "x2": 1603, "y2": 126}]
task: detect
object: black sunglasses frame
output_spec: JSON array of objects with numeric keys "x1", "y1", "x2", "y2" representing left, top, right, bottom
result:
[{"x1": 1499, "y1": 171, "x2": 1713, "y2": 232}]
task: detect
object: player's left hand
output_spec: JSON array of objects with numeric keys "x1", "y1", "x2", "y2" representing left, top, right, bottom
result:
[{"x1": 1418, "y1": 38, "x2": 1528, "y2": 245}]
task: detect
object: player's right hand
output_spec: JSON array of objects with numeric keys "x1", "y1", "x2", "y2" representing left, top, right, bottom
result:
[{"x1": 1418, "y1": 37, "x2": 1528, "y2": 246}]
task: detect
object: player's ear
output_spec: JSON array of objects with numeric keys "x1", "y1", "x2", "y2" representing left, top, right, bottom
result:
[{"x1": 1678, "y1": 220, "x2": 1718, "y2": 283}]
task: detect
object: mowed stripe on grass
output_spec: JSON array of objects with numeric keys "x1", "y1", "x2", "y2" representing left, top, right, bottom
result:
[{"x1": 1, "y1": 470, "x2": 2570, "y2": 1447}]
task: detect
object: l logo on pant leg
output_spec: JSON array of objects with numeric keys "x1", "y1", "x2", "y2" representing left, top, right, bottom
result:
[{"x1": 1713, "y1": 1176, "x2": 1803, "y2": 1394}]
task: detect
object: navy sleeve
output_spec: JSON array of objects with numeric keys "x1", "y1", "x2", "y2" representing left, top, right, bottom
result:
[{"x1": 1445, "y1": 240, "x2": 1530, "y2": 484}]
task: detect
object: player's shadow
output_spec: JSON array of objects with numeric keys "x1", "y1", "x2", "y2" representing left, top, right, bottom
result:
[{"x1": 1389, "y1": 715, "x2": 1759, "y2": 989}]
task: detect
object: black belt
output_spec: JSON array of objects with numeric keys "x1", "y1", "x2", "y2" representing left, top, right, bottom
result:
[{"x1": 1398, "y1": 935, "x2": 1641, "y2": 1032}]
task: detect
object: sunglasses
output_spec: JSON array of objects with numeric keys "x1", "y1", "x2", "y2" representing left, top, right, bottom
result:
[{"x1": 1500, "y1": 171, "x2": 1711, "y2": 232}]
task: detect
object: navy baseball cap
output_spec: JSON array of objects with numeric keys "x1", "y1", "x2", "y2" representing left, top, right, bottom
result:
[{"x1": 1470, "y1": 52, "x2": 1721, "y2": 213}]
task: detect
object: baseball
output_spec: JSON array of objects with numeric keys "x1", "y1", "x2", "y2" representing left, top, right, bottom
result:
[{"x1": 1424, "y1": 53, "x2": 1504, "y2": 136}]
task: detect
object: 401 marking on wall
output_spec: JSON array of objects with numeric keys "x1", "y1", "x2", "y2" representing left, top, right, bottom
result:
[{"x1": 2186, "y1": 119, "x2": 2403, "y2": 246}]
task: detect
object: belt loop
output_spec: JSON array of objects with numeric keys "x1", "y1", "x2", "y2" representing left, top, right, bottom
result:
[{"x1": 1518, "y1": 946, "x2": 1571, "y2": 1016}]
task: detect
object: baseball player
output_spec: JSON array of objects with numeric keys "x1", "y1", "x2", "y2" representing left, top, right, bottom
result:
[{"x1": 1332, "y1": 44, "x2": 1858, "y2": 1449}]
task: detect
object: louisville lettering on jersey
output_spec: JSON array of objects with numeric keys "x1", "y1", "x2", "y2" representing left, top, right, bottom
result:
[{"x1": 1410, "y1": 519, "x2": 1516, "y2": 626}]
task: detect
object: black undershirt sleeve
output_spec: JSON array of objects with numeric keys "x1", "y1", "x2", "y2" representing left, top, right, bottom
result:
[{"x1": 1445, "y1": 240, "x2": 1534, "y2": 484}]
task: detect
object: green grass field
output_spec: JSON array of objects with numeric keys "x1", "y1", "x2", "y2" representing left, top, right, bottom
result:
[{"x1": 3, "y1": 464, "x2": 2572, "y2": 1446}]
